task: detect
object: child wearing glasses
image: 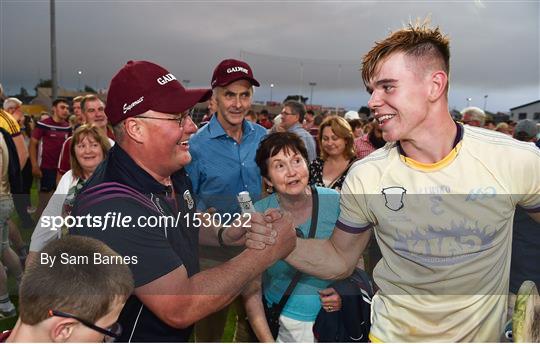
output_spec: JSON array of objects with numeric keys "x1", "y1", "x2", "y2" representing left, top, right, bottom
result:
[{"x1": 1, "y1": 236, "x2": 133, "y2": 342}]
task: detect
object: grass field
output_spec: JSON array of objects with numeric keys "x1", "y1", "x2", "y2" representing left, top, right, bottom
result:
[{"x1": 0, "y1": 185, "x2": 35, "y2": 331}]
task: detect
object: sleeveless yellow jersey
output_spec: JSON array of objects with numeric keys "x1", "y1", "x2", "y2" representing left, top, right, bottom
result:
[{"x1": 337, "y1": 123, "x2": 540, "y2": 342}]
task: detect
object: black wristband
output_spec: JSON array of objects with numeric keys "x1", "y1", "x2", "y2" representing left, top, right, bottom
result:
[{"x1": 217, "y1": 226, "x2": 227, "y2": 247}]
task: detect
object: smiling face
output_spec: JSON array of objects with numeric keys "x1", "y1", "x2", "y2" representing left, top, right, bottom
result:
[
  {"x1": 366, "y1": 52, "x2": 432, "y2": 142},
  {"x1": 215, "y1": 79, "x2": 253, "y2": 130},
  {"x1": 138, "y1": 110, "x2": 198, "y2": 174},
  {"x1": 265, "y1": 147, "x2": 309, "y2": 197},
  {"x1": 321, "y1": 126, "x2": 346, "y2": 158},
  {"x1": 84, "y1": 99, "x2": 108, "y2": 129},
  {"x1": 74, "y1": 134, "x2": 105, "y2": 177}
]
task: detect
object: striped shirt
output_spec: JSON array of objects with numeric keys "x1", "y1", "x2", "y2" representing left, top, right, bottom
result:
[
  {"x1": 32, "y1": 117, "x2": 71, "y2": 169},
  {"x1": 0, "y1": 110, "x2": 21, "y2": 137}
]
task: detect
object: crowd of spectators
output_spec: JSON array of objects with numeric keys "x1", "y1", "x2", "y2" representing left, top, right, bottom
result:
[{"x1": 0, "y1": 22, "x2": 538, "y2": 342}]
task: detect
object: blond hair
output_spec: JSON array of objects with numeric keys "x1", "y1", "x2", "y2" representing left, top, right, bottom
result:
[{"x1": 362, "y1": 20, "x2": 450, "y2": 90}]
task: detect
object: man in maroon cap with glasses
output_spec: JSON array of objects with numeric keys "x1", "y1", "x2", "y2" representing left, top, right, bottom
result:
[
  {"x1": 186, "y1": 58, "x2": 268, "y2": 342},
  {"x1": 70, "y1": 60, "x2": 295, "y2": 342}
]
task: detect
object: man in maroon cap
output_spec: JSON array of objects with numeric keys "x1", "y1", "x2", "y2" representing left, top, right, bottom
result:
[
  {"x1": 70, "y1": 60, "x2": 295, "y2": 342},
  {"x1": 186, "y1": 59, "x2": 268, "y2": 341}
]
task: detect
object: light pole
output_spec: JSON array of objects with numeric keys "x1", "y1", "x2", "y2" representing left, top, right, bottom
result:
[
  {"x1": 483, "y1": 95, "x2": 488, "y2": 111},
  {"x1": 270, "y1": 83, "x2": 274, "y2": 102},
  {"x1": 309, "y1": 82, "x2": 317, "y2": 106},
  {"x1": 50, "y1": 0, "x2": 58, "y2": 100},
  {"x1": 466, "y1": 97, "x2": 472, "y2": 107},
  {"x1": 77, "y1": 70, "x2": 83, "y2": 91}
]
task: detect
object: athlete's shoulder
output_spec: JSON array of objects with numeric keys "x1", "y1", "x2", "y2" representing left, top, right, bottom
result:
[
  {"x1": 344, "y1": 143, "x2": 399, "y2": 192},
  {"x1": 463, "y1": 125, "x2": 540, "y2": 156}
]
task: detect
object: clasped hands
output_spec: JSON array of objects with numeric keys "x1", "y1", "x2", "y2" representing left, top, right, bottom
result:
[
  {"x1": 245, "y1": 209, "x2": 297, "y2": 259},
  {"x1": 214, "y1": 208, "x2": 296, "y2": 259}
]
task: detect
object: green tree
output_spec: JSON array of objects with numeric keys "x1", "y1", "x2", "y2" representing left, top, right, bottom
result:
[
  {"x1": 18, "y1": 87, "x2": 30, "y2": 98},
  {"x1": 34, "y1": 79, "x2": 52, "y2": 93},
  {"x1": 84, "y1": 85, "x2": 97, "y2": 93}
]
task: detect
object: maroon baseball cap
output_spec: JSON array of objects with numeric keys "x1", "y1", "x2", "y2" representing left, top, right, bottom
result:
[
  {"x1": 211, "y1": 59, "x2": 260, "y2": 88},
  {"x1": 105, "y1": 60, "x2": 212, "y2": 125}
]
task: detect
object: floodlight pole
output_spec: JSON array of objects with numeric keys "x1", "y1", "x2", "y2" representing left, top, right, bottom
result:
[{"x1": 50, "y1": 0, "x2": 58, "y2": 100}]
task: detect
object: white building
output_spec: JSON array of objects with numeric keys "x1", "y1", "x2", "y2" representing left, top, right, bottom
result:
[{"x1": 510, "y1": 100, "x2": 540, "y2": 122}]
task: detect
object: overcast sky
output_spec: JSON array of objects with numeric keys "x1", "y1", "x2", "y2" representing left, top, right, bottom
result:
[{"x1": 1, "y1": 0, "x2": 538, "y2": 112}]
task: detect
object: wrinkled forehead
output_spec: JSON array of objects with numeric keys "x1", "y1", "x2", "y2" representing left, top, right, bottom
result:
[{"x1": 220, "y1": 79, "x2": 253, "y2": 93}]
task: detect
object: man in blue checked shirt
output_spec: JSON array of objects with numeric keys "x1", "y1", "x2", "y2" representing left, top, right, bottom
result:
[{"x1": 186, "y1": 58, "x2": 267, "y2": 342}]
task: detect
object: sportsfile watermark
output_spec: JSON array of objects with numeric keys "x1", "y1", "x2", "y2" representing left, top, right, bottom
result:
[
  {"x1": 31, "y1": 192, "x2": 538, "y2": 295},
  {"x1": 40, "y1": 211, "x2": 251, "y2": 231}
]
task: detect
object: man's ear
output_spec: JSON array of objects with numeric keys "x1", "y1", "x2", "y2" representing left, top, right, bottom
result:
[
  {"x1": 428, "y1": 70, "x2": 448, "y2": 102},
  {"x1": 50, "y1": 318, "x2": 77, "y2": 342},
  {"x1": 123, "y1": 117, "x2": 145, "y2": 144}
]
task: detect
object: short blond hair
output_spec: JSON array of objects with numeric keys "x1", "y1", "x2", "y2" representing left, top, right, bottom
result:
[{"x1": 362, "y1": 21, "x2": 450, "y2": 89}]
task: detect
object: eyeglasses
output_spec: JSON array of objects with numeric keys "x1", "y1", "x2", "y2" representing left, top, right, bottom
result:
[
  {"x1": 280, "y1": 111, "x2": 296, "y2": 116},
  {"x1": 49, "y1": 309, "x2": 122, "y2": 342},
  {"x1": 136, "y1": 109, "x2": 192, "y2": 128}
]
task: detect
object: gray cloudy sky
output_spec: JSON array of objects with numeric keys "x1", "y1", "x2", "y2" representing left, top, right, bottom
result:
[{"x1": 1, "y1": 0, "x2": 539, "y2": 112}]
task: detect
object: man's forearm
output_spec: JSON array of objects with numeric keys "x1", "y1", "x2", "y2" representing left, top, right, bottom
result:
[
  {"x1": 29, "y1": 140, "x2": 38, "y2": 167},
  {"x1": 285, "y1": 229, "x2": 372, "y2": 280},
  {"x1": 146, "y1": 247, "x2": 283, "y2": 328},
  {"x1": 185, "y1": 248, "x2": 276, "y2": 308},
  {"x1": 139, "y1": 211, "x2": 295, "y2": 329},
  {"x1": 14, "y1": 135, "x2": 28, "y2": 167},
  {"x1": 285, "y1": 238, "x2": 352, "y2": 280}
]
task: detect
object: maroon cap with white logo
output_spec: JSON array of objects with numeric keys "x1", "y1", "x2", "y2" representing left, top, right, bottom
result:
[
  {"x1": 211, "y1": 59, "x2": 260, "y2": 88},
  {"x1": 105, "y1": 60, "x2": 212, "y2": 125}
]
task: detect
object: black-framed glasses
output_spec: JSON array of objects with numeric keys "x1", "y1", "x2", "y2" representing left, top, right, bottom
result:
[
  {"x1": 136, "y1": 109, "x2": 192, "y2": 128},
  {"x1": 49, "y1": 309, "x2": 122, "y2": 342}
]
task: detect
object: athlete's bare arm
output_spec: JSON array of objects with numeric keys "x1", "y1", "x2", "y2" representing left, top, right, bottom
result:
[{"x1": 285, "y1": 227, "x2": 372, "y2": 280}]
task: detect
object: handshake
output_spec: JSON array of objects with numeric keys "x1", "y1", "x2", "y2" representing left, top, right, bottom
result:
[{"x1": 245, "y1": 209, "x2": 298, "y2": 261}]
